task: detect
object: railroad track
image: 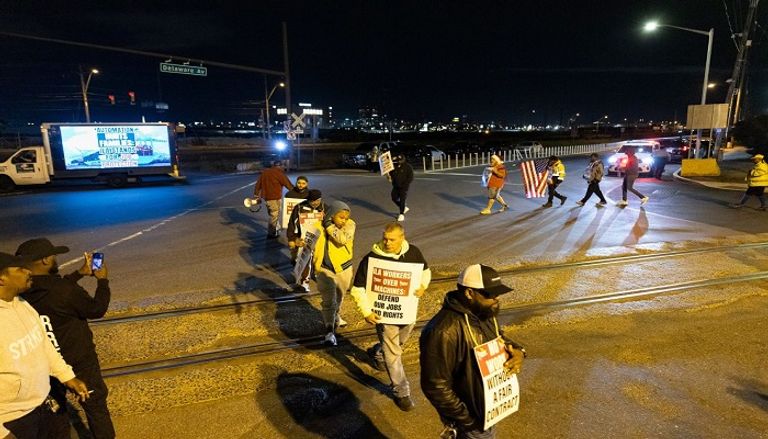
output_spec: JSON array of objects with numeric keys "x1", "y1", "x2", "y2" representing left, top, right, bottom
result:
[
  {"x1": 102, "y1": 269, "x2": 768, "y2": 378},
  {"x1": 94, "y1": 241, "x2": 768, "y2": 327}
]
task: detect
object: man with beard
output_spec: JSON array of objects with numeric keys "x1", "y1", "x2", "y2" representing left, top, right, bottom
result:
[
  {"x1": 15, "y1": 238, "x2": 114, "y2": 439},
  {"x1": 0, "y1": 252, "x2": 90, "y2": 439},
  {"x1": 420, "y1": 264, "x2": 526, "y2": 439}
]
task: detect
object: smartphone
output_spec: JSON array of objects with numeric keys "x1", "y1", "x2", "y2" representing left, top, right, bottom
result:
[{"x1": 91, "y1": 253, "x2": 104, "y2": 271}]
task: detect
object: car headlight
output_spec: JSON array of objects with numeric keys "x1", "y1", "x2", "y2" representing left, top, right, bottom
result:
[
  {"x1": 641, "y1": 157, "x2": 652, "y2": 165},
  {"x1": 608, "y1": 156, "x2": 618, "y2": 164}
]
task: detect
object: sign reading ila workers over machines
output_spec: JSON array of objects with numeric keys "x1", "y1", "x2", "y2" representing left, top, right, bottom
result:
[
  {"x1": 365, "y1": 258, "x2": 423, "y2": 324},
  {"x1": 160, "y1": 62, "x2": 208, "y2": 77},
  {"x1": 474, "y1": 337, "x2": 520, "y2": 431}
]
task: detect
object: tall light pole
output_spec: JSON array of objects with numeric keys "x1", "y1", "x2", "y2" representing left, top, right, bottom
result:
[
  {"x1": 79, "y1": 66, "x2": 99, "y2": 123},
  {"x1": 644, "y1": 21, "x2": 714, "y2": 156},
  {"x1": 264, "y1": 79, "x2": 284, "y2": 140}
]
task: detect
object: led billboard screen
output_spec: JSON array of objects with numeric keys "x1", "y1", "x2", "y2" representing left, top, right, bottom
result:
[{"x1": 60, "y1": 125, "x2": 171, "y2": 170}]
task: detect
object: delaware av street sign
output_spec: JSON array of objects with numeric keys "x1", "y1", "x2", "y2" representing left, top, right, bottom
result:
[{"x1": 160, "y1": 63, "x2": 208, "y2": 77}]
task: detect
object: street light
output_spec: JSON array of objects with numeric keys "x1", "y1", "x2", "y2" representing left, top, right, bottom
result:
[
  {"x1": 264, "y1": 79, "x2": 285, "y2": 139},
  {"x1": 644, "y1": 20, "x2": 714, "y2": 156},
  {"x1": 79, "y1": 67, "x2": 99, "y2": 123}
]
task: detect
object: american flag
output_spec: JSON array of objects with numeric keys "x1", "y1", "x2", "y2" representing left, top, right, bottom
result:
[{"x1": 520, "y1": 159, "x2": 549, "y2": 198}]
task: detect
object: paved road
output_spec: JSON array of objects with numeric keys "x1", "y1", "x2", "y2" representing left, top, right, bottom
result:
[{"x1": 0, "y1": 156, "x2": 764, "y2": 308}]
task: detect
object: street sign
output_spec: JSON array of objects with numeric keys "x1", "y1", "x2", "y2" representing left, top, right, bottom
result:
[
  {"x1": 160, "y1": 62, "x2": 208, "y2": 77},
  {"x1": 287, "y1": 132, "x2": 296, "y2": 140},
  {"x1": 291, "y1": 112, "x2": 306, "y2": 129}
]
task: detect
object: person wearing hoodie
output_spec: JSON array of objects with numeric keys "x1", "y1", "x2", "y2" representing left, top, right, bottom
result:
[
  {"x1": 387, "y1": 155, "x2": 414, "y2": 221},
  {"x1": 730, "y1": 154, "x2": 768, "y2": 210},
  {"x1": 15, "y1": 238, "x2": 114, "y2": 439},
  {"x1": 0, "y1": 252, "x2": 90, "y2": 439},
  {"x1": 616, "y1": 148, "x2": 649, "y2": 207},
  {"x1": 480, "y1": 154, "x2": 509, "y2": 214},
  {"x1": 253, "y1": 161, "x2": 294, "y2": 238},
  {"x1": 313, "y1": 201, "x2": 356, "y2": 346},
  {"x1": 287, "y1": 189, "x2": 327, "y2": 291},
  {"x1": 543, "y1": 155, "x2": 567, "y2": 207},
  {"x1": 420, "y1": 264, "x2": 526, "y2": 439},
  {"x1": 349, "y1": 223, "x2": 431, "y2": 412}
]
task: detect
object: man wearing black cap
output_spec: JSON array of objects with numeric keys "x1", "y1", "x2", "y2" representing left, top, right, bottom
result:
[
  {"x1": 420, "y1": 264, "x2": 526, "y2": 439},
  {"x1": 286, "y1": 189, "x2": 327, "y2": 291},
  {"x1": 15, "y1": 238, "x2": 114, "y2": 439},
  {"x1": 0, "y1": 252, "x2": 90, "y2": 439}
]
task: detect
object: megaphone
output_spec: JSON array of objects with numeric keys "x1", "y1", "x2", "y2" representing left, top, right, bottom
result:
[{"x1": 243, "y1": 197, "x2": 262, "y2": 212}]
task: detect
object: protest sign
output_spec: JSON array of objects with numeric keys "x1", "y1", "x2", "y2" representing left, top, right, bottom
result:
[
  {"x1": 293, "y1": 223, "x2": 320, "y2": 282},
  {"x1": 473, "y1": 337, "x2": 520, "y2": 430},
  {"x1": 281, "y1": 197, "x2": 306, "y2": 229},
  {"x1": 379, "y1": 151, "x2": 394, "y2": 175},
  {"x1": 298, "y1": 211, "x2": 324, "y2": 239},
  {"x1": 365, "y1": 258, "x2": 422, "y2": 324}
]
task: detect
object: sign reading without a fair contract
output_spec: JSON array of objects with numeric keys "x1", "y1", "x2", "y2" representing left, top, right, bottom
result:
[
  {"x1": 160, "y1": 62, "x2": 208, "y2": 77},
  {"x1": 474, "y1": 337, "x2": 520, "y2": 430},
  {"x1": 365, "y1": 259, "x2": 422, "y2": 324}
]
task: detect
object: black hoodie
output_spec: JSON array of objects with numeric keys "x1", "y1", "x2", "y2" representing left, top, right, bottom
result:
[
  {"x1": 420, "y1": 290, "x2": 522, "y2": 431},
  {"x1": 21, "y1": 271, "x2": 110, "y2": 371}
]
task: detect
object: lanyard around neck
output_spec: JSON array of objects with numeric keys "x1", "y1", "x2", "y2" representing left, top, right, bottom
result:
[{"x1": 463, "y1": 313, "x2": 500, "y2": 347}]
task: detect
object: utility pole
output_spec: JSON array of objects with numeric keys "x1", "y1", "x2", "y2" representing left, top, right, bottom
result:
[
  {"x1": 717, "y1": 0, "x2": 761, "y2": 151},
  {"x1": 282, "y1": 21, "x2": 298, "y2": 169}
]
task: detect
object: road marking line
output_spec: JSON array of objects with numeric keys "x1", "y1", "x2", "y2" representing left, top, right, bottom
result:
[{"x1": 59, "y1": 182, "x2": 255, "y2": 268}]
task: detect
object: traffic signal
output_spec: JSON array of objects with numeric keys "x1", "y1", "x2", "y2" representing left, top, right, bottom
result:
[
  {"x1": 128, "y1": 91, "x2": 136, "y2": 105},
  {"x1": 108, "y1": 95, "x2": 116, "y2": 105}
]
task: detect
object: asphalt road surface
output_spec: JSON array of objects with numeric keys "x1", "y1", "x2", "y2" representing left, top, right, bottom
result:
[{"x1": 0, "y1": 156, "x2": 764, "y2": 308}]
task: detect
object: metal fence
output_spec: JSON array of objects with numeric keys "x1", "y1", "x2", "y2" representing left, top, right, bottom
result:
[{"x1": 422, "y1": 142, "x2": 623, "y2": 172}]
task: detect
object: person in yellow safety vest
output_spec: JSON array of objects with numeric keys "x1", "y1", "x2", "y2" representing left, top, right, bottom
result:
[
  {"x1": 731, "y1": 154, "x2": 768, "y2": 210},
  {"x1": 542, "y1": 155, "x2": 567, "y2": 207}
]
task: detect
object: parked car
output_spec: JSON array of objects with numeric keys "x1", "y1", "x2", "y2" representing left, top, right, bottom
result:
[
  {"x1": 605, "y1": 140, "x2": 659, "y2": 176},
  {"x1": 422, "y1": 144, "x2": 446, "y2": 161},
  {"x1": 514, "y1": 141, "x2": 544, "y2": 153},
  {"x1": 341, "y1": 141, "x2": 399, "y2": 168}
]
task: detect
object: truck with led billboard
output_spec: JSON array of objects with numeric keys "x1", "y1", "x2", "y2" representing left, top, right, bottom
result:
[{"x1": 0, "y1": 123, "x2": 184, "y2": 191}]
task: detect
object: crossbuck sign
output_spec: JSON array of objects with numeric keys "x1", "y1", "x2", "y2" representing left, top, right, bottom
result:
[{"x1": 291, "y1": 112, "x2": 306, "y2": 129}]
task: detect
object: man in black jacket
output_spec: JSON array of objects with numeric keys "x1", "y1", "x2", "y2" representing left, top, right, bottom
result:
[
  {"x1": 420, "y1": 264, "x2": 526, "y2": 439},
  {"x1": 388, "y1": 155, "x2": 414, "y2": 222},
  {"x1": 286, "y1": 189, "x2": 326, "y2": 291},
  {"x1": 16, "y1": 238, "x2": 114, "y2": 439}
]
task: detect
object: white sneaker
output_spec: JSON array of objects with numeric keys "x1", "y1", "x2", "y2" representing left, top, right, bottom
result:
[
  {"x1": 403, "y1": 206, "x2": 410, "y2": 214},
  {"x1": 397, "y1": 214, "x2": 405, "y2": 221},
  {"x1": 300, "y1": 280, "x2": 310, "y2": 292},
  {"x1": 640, "y1": 196, "x2": 650, "y2": 206},
  {"x1": 337, "y1": 316, "x2": 348, "y2": 327},
  {"x1": 616, "y1": 200, "x2": 628, "y2": 207},
  {"x1": 324, "y1": 332, "x2": 337, "y2": 346}
]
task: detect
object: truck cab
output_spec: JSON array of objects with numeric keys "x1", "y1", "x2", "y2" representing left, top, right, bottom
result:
[{"x1": 0, "y1": 146, "x2": 50, "y2": 191}]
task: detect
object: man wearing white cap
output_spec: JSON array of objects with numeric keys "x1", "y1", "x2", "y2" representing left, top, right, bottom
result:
[
  {"x1": 420, "y1": 264, "x2": 526, "y2": 439},
  {"x1": 730, "y1": 154, "x2": 768, "y2": 210}
]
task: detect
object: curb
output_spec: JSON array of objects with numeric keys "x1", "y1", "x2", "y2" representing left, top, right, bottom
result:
[{"x1": 672, "y1": 168, "x2": 745, "y2": 192}]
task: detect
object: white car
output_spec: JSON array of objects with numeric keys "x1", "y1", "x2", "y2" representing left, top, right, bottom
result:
[
  {"x1": 423, "y1": 144, "x2": 446, "y2": 161},
  {"x1": 515, "y1": 141, "x2": 544, "y2": 153},
  {"x1": 606, "y1": 140, "x2": 660, "y2": 176}
]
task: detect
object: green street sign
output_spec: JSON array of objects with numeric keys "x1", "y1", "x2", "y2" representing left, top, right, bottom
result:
[{"x1": 160, "y1": 62, "x2": 208, "y2": 77}]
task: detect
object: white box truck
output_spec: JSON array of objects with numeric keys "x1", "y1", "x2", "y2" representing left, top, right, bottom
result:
[{"x1": 0, "y1": 122, "x2": 184, "y2": 191}]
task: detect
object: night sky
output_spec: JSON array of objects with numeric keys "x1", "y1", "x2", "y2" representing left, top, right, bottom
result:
[{"x1": 0, "y1": 0, "x2": 765, "y2": 126}]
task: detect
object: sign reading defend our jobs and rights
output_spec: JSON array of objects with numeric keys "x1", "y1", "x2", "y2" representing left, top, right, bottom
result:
[
  {"x1": 365, "y1": 258, "x2": 423, "y2": 324},
  {"x1": 473, "y1": 337, "x2": 520, "y2": 430}
]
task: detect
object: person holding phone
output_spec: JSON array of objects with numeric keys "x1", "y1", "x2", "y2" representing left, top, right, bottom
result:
[{"x1": 15, "y1": 238, "x2": 115, "y2": 439}]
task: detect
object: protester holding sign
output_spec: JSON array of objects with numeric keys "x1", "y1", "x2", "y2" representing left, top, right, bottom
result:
[
  {"x1": 350, "y1": 223, "x2": 431, "y2": 412},
  {"x1": 287, "y1": 190, "x2": 326, "y2": 291},
  {"x1": 480, "y1": 154, "x2": 509, "y2": 215},
  {"x1": 387, "y1": 155, "x2": 414, "y2": 222},
  {"x1": 420, "y1": 264, "x2": 526, "y2": 438},
  {"x1": 313, "y1": 201, "x2": 356, "y2": 346},
  {"x1": 285, "y1": 175, "x2": 309, "y2": 200}
]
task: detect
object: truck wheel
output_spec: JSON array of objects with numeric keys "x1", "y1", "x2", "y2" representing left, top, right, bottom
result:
[
  {"x1": 0, "y1": 175, "x2": 15, "y2": 193},
  {"x1": 107, "y1": 175, "x2": 127, "y2": 188}
]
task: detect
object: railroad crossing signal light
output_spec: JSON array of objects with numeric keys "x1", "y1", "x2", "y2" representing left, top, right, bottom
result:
[
  {"x1": 108, "y1": 95, "x2": 116, "y2": 105},
  {"x1": 128, "y1": 91, "x2": 136, "y2": 105}
]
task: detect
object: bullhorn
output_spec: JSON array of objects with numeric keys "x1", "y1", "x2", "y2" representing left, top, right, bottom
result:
[{"x1": 243, "y1": 197, "x2": 262, "y2": 212}]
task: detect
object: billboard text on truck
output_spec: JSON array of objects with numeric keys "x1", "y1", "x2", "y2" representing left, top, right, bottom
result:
[{"x1": 59, "y1": 125, "x2": 172, "y2": 171}]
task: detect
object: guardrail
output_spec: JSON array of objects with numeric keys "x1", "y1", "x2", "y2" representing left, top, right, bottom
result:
[{"x1": 422, "y1": 142, "x2": 623, "y2": 172}]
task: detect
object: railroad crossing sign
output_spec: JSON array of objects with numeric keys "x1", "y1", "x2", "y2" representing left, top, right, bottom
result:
[
  {"x1": 160, "y1": 62, "x2": 208, "y2": 77},
  {"x1": 291, "y1": 112, "x2": 306, "y2": 129}
]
